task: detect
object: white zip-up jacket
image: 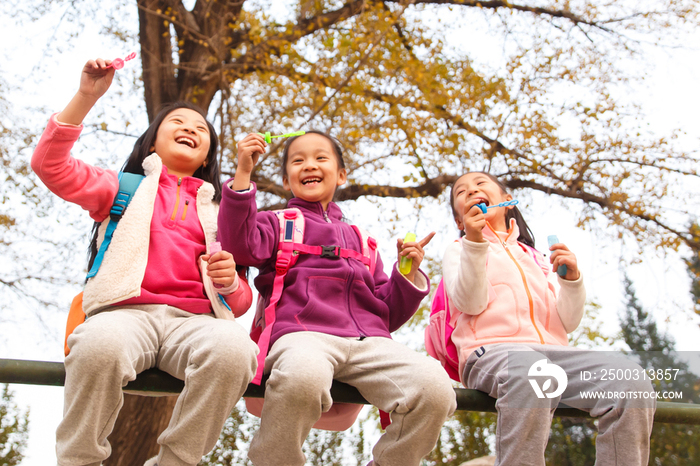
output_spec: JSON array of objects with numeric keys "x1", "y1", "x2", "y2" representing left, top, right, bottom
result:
[{"x1": 444, "y1": 219, "x2": 586, "y2": 380}]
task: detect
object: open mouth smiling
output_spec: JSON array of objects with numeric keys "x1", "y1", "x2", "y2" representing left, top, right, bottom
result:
[
  {"x1": 175, "y1": 136, "x2": 197, "y2": 149},
  {"x1": 302, "y1": 177, "x2": 322, "y2": 185},
  {"x1": 472, "y1": 197, "x2": 490, "y2": 207}
]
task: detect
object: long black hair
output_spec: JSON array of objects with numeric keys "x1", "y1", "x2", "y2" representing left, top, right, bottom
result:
[
  {"x1": 87, "y1": 102, "x2": 221, "y2": 273},
  {"x1": 449, "y1": 172, "x2": 536, "y2": 248}
]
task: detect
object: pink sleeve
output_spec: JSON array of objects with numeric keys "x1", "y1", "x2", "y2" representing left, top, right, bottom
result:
[
  {"x1": 31, "y1": 115, "x2": 119, "y2": 222},
  {"x1": 224, "y1": 270, "x2": 254, "y2": 318}
]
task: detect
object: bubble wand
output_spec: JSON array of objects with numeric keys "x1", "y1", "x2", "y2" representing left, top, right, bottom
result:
[
  {"x1": 105, "y1": 52, "x2": 137, "y2": 70},
  {"x1": 547, "y1": 235, "x2": 568, "y2": 277},
  {"x1": 257, "y1": 131, "x2": 306, "y2": 144},
  {"x1": 399, "y1": 233, "x2": 417, "y2": 275},
  {"x1": 475, "y1": 199, "x2": 519, "y2": 214}
]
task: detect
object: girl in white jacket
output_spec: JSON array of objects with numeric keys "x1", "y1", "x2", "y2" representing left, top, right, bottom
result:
[{"x1": 443, "y1": 172, "x2": 655, "y2": 466}]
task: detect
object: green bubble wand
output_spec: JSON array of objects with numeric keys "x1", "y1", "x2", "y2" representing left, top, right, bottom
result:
[{"x1": 257, "y1": 131, "x2": 306, "y2": 144}]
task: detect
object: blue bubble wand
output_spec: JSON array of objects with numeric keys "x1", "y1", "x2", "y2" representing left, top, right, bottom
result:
[{"x1": 475, "y1": 199, "x2": 519, "y2": 214}]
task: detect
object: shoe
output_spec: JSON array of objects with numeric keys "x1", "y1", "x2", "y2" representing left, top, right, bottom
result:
[{"x1": 143, "y1": 457, "x2": 158, "y2": 466}]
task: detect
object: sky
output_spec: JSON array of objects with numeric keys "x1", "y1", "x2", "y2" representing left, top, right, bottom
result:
[{"x1": 1, "y1": 2, "x2": 699, "y2": 465}]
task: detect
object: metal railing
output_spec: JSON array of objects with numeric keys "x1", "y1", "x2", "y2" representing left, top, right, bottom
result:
[{"x1": 1, "y1": 358, "x2": 698, "y2": 425}]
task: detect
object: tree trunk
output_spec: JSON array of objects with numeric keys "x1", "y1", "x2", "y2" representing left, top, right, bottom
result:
[
  {"x1": 103, "y1": 394, "x2": 178, "y2": 466},
  {"x1": 138, "y1": 0, "x2": 178, "y2": 122}
]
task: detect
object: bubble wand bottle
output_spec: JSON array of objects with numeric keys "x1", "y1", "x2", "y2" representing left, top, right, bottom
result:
[{"x1": 399, "y1": 233, "x2": 417, "y2": 275}]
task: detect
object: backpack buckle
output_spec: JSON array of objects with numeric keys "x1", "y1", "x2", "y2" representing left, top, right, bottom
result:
[
  {"x1": 109, "y1": 191, "x2": 131, "y2": 221},
  {"x1": 320, "y1": 245, "x2": 340, "y2": 259},
  {"x1": 275, "y1": 255, "x2": 291, "y2": 275},
  {"x1": 109, "y1": 205, "x2": 126, "y2": 222}
]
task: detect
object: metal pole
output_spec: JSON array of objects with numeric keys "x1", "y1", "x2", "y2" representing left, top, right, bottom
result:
[{"x1": 2, "y1": 358, "x2": 698, "y2": 425}]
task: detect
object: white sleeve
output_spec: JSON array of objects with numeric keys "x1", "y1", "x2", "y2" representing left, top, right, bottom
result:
[
  {"x1": 443, "y1": 238, "x2": 490, "y2": 316},
  {"x1": 555, "y1": 274, "x2": 586, "y2": 333}
]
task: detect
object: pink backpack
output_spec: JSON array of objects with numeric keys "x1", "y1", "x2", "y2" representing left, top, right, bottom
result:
[
  {"x1": 425, "y1": 240, "x2": 550, "y2": 383},
  {"x1": 245, "y1": 208, "x2": 378, "y2": 431},
  {"x1": 424, "y1": 278, "x2": 461, "y2": 382}
]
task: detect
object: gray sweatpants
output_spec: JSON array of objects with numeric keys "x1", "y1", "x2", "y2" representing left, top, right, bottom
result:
[
  {"x1": 247, "y1": 331, "x2": 457, "y2": 466},
  {"x1": 56, "y1": 304, "x2": 259, "y2": 466},
  {"x1": 463, "y1": 343, "x2": 656, "y2": 466}
]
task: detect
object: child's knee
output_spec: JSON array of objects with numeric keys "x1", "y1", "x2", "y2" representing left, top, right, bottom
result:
[
  {"x1": 408, "y1": 360, "x2": 457, "y2": 414},
  {"x1": 207, "y1": 326, "x2": 257, "y2": 357},
  {"x1": 193, "y1": 328, "x2": 259, "y2": 377},
  {"x1": 423, "y1": 377, "x2": 458, "y2": 416},
  {"x1": 67, "y1": 325, "x2": 131, "y2": 366},
  {"x1": 266, "y1": 362, "x2": 332, "y2": 406},
  {"x1": 616, "y1": 376, "x2": 657, "y2": 411}
]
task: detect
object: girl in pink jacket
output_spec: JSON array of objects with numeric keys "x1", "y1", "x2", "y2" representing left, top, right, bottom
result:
[
  {"x1": 444, "y1": 172, "x2": 655, "y2": 466},
  {"x1": 32, "y1": 58, "x2": 258, "y2": 466}
]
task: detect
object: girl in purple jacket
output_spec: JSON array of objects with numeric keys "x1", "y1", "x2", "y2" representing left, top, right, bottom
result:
[{"x1": 218, "y1": 131, "x2": 456, "y2": 466}]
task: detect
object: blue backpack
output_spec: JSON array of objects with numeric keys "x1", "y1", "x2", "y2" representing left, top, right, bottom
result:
[{"x1": 64, "y1": 172, "x2": 143, "y2": 356}]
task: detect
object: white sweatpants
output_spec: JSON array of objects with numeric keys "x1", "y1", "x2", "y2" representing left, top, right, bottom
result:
[
  {"x1": 248, "y1": 331, "x2": 457, "y2": 466},
  {"x1": 57, "y1": 304, "x2": 259, "y2": 466}
]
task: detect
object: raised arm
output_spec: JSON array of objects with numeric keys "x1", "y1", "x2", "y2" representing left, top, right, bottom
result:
[
  {"x1": 57, "y1": 58, "x2": 116, "y2": 125},
  {"x1": 218, "y1": 182, "x2": 280, "y2": 268},
  {"x1": 31, "y1": 59, "x2": 120, "y2": 221}
]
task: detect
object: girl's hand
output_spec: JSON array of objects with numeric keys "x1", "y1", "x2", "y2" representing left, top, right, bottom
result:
[
  {"x1": 78, "y1": 59, "x2": 116, "y2": 101},
  {"x1": 56, "y1": 59, "x2": 115, "y2": 126},
  {"x1": 232, "y1": 133, "x2": 267, "y2": 191},
  {"x1": 462, "y1": 198, "x2": 486, "y2": 242},
  {"x1": 549, "y1": 242, "x2": 580, "y2": 281},
  {"x1": 397, "y1": 232, "x2": 435, "y2": 284},
  {"x1": 202, "y1": 250, "x2": 238, "y2": 289}
]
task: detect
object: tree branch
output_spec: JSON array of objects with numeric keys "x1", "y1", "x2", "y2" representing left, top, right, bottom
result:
[
  {"x1": 405, "y1": 0, "x2": 613, "y2": 32},
  {"x1": 507, "y1": 178, "x2": 700, "y2": 250},
  {"x1": 232, "y1": 0, "x2": 369, "y2": 75}
]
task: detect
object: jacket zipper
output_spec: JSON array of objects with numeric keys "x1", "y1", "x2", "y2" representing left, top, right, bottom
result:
[
  {"x1": 336, "y1": 213, "x2": 366, "y2": 338},
  {"x1": 487, "y1": 223, "x2": 544, "y2": 344},
  {"x1": 170, "y1": 177, "x2": 182, "y2": 221},
  {"x1": 181, "y1": 200, "x2": 189, "y2": 221}
]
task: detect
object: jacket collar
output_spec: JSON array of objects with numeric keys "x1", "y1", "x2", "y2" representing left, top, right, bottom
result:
[
  {"x1": 143, "y1": 153, "x2": 162, "y2": 176},
  {"x1": 483, "y1": 218, "x2": 519, "y2": 245},
  {"x1": 145, "y1": 153, "x2": 214, "y2": 201},
  {"x1": 287, "y1": 198, "x2": 343, "y2": 221}
]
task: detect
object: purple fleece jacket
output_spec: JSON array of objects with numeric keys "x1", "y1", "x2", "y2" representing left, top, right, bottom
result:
[{"x1": 218, "y1": 182, "x2": 430, "y2": 348}]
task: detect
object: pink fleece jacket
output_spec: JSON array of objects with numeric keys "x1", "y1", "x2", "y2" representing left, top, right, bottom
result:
[
  {"x1": 32, "y1": 115, "x2": 251, "y2": 315},
  {"x1": 443, "y1": 220, "x2": 586, "y2": 382}
]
